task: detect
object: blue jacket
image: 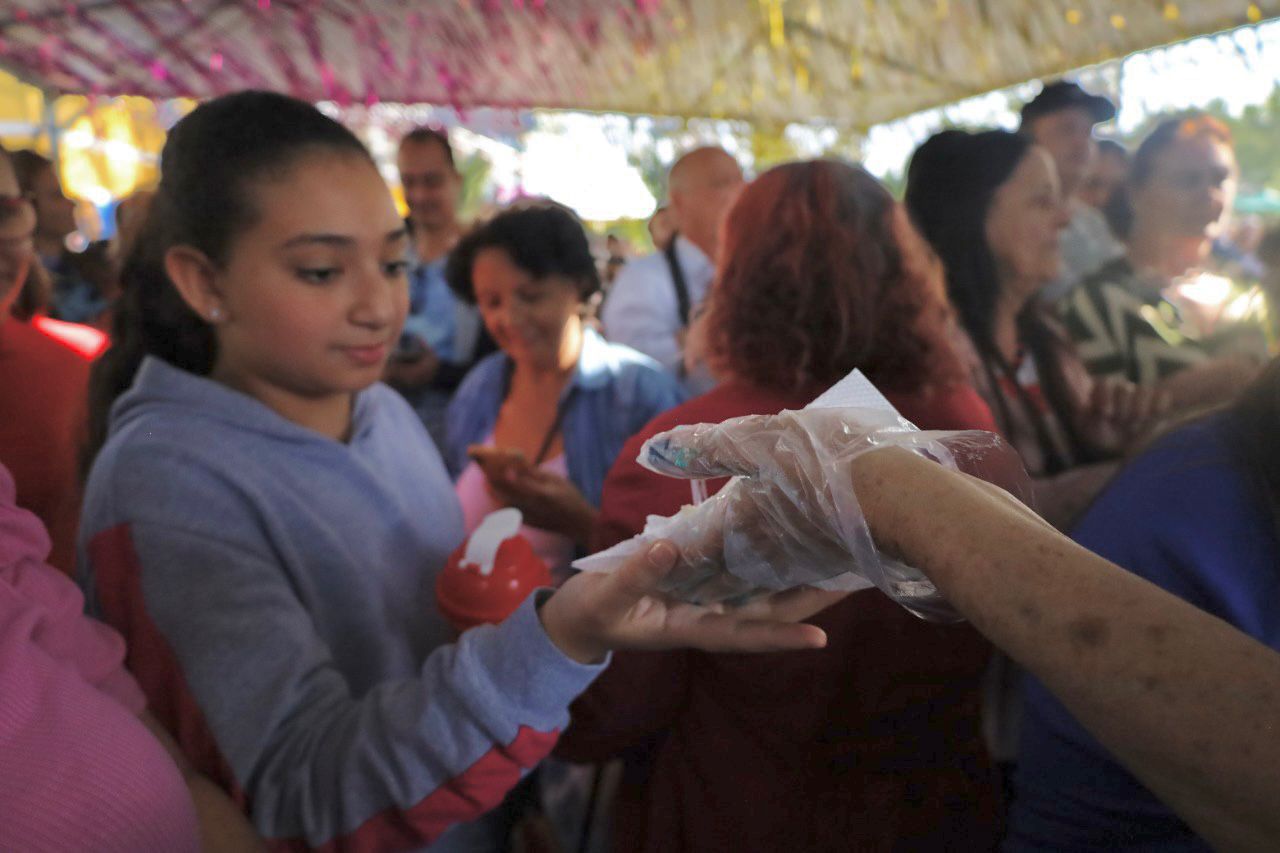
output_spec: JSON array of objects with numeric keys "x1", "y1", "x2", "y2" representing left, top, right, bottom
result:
[
  {"x1": 1007, "y1": 413, "x2": 1280, "y2": 852},
  {"x1": 79, "y1": 357, "x2": 606, "y2": 850},
  {"x1": 444, "y1": 328, "x2": 685, "y2": 506}
]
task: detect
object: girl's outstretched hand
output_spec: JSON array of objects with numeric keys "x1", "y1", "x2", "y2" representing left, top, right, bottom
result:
[{"x1": 539, "y1": 540, "x2": 842, "y2": 664}]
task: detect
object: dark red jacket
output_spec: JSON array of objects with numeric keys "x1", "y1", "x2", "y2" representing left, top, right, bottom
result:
[
  {"x1": 0, "y1": 317, "x2": 104, "y2": 574},
  {"x1": 557, "y1": 380, "x2": 1004, "y2": 852}
]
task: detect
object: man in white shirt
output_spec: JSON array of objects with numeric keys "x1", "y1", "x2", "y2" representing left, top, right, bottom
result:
[
  {"x1": 385, "y1": 128, "x2": 491, "y2": 442},
  {"x1": 1020, "y1": 81, "x2": 1125, "y2": 304},
  {"x1": 602, "y1": 147, "x2": 744, "y2": 390}
]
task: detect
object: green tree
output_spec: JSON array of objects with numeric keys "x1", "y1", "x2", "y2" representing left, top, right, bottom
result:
[
  {"x1": 1205, "y1": 89, "x2": 1280, "y2": 192},
  {"x1": 455, "y1": 150, "x2": 493, "y2": 221},
  {"x1": 628, "y1": 144, "x2": 671, "y2": 204},
  {"x1": 1119, "y1": 87, "x2": 1280, "y2": 193}
]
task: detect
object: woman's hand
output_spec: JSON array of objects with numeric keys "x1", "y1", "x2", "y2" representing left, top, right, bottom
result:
[
  {"x1": 1078, "y1": 377, "x2": 1169, "y2": 456},
  {"x1": 488, "y1": 465, "x2": 598, "y2": 546},
  {"x1": 539, "y1": 540, "x2": 841, "y2": 664}
]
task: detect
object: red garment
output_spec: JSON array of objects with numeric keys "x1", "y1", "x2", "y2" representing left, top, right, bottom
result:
[
  {"x1": 0, "y1": 317, "x2": 101, "y2": 574},
  {"x1": 996, "y1": 370, "x2": 1050, "y2": 417},
  {"x1": 33, "y1": 315, "x2": 110, "y2": 360},
  {"x1": 559, "y1": 380, "x2": 1003, "y2": 853}
]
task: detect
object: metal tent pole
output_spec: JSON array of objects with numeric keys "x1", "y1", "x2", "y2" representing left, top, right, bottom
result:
[{"x1": 41, "y1": 88, "x2": 61, "y2": 162}]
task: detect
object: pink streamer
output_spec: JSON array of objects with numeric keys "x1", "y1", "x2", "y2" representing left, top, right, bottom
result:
[
  {"x1": 117, "y1": 0, "x2": 214, "y2": 94},
  {"x1": 248, "y1": 2, "x2": 307, "y2": 96},
  {"x1": 17, "y1": 9, "x2": 160, "y2": 96}
]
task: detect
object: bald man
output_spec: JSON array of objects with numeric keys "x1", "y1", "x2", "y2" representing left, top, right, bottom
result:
[{"x1": 601, "y1": 147, "x2": 744, "y2": 390}]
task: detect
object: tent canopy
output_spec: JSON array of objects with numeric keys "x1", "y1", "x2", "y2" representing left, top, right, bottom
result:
[{"x1": 0, "y1": 1, "x2": 1276, "y2": 128}]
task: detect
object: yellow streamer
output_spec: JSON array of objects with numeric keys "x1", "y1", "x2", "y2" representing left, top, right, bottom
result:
[{"x1": 768, "y1": 0, "x2": 785, "y2": 49}]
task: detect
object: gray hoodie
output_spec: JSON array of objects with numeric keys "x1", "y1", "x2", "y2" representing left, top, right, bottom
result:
[{"x1": 79, "y1": 356, "x2": 604, "y2": 850}]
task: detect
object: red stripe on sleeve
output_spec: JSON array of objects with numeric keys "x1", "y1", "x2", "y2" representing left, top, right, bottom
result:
[
  {"x1": 92, "y1": 523, "x2": 562, "y2": 851},
  {"x1": 314, "y1": 725, "x2": 559, "y2": 853},
  {"x1": 88, "y1": 524, "x2": 246, "y2": 806}
]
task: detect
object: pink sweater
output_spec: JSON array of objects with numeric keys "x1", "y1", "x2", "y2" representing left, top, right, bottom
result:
[{"x1": 0, "y1": 464, "x2": 199, "y2": 852}]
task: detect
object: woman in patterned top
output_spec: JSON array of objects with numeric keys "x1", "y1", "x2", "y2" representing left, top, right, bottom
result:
[
  {"x1": 906, "y1": 129, "x2": 1163, "y2": 529},
  {"x1": 1060, "y1": 114, "x2": 1263, "y2": 409}
]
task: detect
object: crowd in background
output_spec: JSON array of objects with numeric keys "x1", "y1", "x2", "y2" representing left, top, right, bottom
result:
[{"x1": 0, "y1": 74, "x2": 1278, "y2": 853}]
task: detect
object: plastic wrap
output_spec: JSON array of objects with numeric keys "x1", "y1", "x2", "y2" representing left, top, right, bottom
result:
[{"x1": 573, "y1": 371, "x2": 1032, "y2": 621}]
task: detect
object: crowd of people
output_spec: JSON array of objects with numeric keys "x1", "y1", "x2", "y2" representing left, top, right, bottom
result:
[{"x1": 0, "y1": 76, "x2": 1278, "y2": 853}]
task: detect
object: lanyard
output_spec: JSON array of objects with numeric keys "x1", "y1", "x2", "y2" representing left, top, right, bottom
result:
[
  {"x1": 501, "y1": 360, "x2": 577, "y2": 466},
  {"x1": 533, "y1": 388, "x2": 576, "y2": 465}
]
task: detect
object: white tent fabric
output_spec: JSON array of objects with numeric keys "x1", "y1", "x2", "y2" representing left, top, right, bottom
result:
[{"x1": 0, "y1": 1, "x2": 1276, "y2": 127}]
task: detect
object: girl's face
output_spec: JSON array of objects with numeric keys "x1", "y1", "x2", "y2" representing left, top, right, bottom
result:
[
  {"x1": 0, "y1": 157, "x2": 35, "y2": 317},
  {"x1": 203, "y1": 151, "x2": 409, "y2": 421},
  {"x1": 471, "y1": 247, "x2": 583, "y2": 372},
  {"x1": 985, "y1": 146, "x2": 1071, "y2": 303}
]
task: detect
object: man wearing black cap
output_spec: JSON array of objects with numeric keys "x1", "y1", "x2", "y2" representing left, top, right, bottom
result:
[{"x1": 1021, "y1": 80, "x2": 1125, "y2": 302}]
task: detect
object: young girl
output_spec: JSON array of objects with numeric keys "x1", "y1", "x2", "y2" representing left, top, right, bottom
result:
[{"x1": 78, "y1": 91, "x2": 837, "y2": 852}]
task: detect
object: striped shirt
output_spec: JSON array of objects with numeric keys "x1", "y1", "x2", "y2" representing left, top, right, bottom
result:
[{"x1": 1060, "y1": 257, "x2": 1207, "y2": 386}]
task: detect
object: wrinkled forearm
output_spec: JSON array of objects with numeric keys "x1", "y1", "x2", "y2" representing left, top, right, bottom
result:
[{"x1": 851, "y1": 447, "x2": 1280, "y2": 851}]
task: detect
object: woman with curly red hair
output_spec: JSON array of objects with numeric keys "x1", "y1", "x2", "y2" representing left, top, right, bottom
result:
[{"x1": 556, "y1": 160, "x2": 1005, "y2": 852}]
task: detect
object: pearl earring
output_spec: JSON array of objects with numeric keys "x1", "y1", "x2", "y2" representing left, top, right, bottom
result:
[{"x1": 209, "y1": 307, "x2": 224, "y2": 322}]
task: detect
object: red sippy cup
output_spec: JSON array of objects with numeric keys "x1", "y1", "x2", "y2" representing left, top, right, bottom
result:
[{"x1": 437, "y1": 508, "x2": 552, "y2": 632}]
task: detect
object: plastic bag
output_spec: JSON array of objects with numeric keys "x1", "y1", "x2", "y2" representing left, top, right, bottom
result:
[{"x1": 573, "y1": 371, "x2": 1032, "y2": 622}]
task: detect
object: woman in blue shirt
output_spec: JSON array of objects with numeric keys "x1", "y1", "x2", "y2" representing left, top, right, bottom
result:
[
  {"x1": 1007, "y1": 356, "x2": 1280, "y2": 851},
  {"x1": 444, "y1": 202, "x2": 684, "y2": 569}
]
